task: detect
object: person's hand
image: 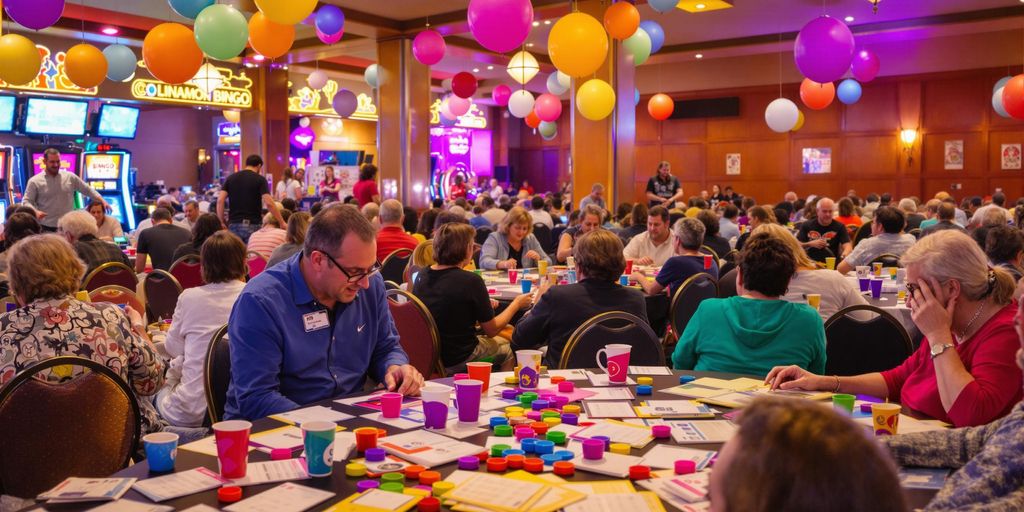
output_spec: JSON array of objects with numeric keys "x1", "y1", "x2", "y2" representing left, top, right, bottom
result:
[
  {"x1": 630, "y1": 270, "x2": 646, "y2": 283},
  {"x1": 808, "y1": 238, "x2": 827, "y2": 249},
  {"x1": 103, "y1": 200, "x2": 113, "y2": 213},
  {"x1": 764, "y1": 365, "x2": 829, "y2": 391},
  {"x1": 124, "y1": 305, "x2": 143, "y2": 326},
  {"x1": 908, "y1": 277, "x2": 956, "y2": 341},
  {"x1": 525, "y1": 250, "x2": 541, "y2": 261},
  {"x1": 636, "y1": 257, "x2": 654, "y2": 266},
  {"x1": 490, "y1": 298, "x2": 500, "y2": 310},
  {"x1": 36, "y1": 210, "x2": 47, "y2": 220},
  {"x1": 512, "y1": 293, "x2": 532, "y2": 309},
  {"x1": 502, "y1": 259, "x2": 517, "y2": 270},
  {"x1": 661, "y1": 199, "x2": 673, "y2": 208},
  {"x1": 384, "y1": 364, "x2": 424, "y2": 396}
]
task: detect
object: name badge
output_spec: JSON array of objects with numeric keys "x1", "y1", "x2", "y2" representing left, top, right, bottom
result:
[{"x1": 302, "y1": 311, "x2": 330, "y2": 332}]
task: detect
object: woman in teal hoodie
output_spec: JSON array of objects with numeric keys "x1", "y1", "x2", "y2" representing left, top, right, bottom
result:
[{"x1": 673, "y1": 233, "x2": 826, "y2": 377}]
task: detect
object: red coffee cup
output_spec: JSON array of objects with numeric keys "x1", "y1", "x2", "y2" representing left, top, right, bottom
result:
[
  {"x1": 624, "y1": 259, "x2": 634, "y2": 275},
  {"x1": 703, "y1": 255, "x2": 713, "y2": 270},
  {"x1": 212, "y1": 420, "x2": 251, "y2": 479}
]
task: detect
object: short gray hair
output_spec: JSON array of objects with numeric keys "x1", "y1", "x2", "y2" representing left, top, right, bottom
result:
[
  {"x1": 304, "y1": 204, "x2": 377, "y2": 257},
  {"x1": 674, "y1": 217, "x2": 705, "y2": 250},
  {"x1": 591, "y1": 183, "x2": 604, "y2": 192},
  {"x1": 58, "y1": 210, "x2": 99, "y2": 239},
  {"x1": 898, "y1": 198, "x2": 917, "y2": 213},
  {"x1": 379, "y1": 199, "x2": 404, "y2": 224},
  {"x1": 361, "y1": 202, "x2": 380, "y2": 222}
]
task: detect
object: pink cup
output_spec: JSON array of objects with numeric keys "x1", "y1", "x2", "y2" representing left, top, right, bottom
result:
[
  {"x1": 213, "y1": 420, "x2": 251, "y2": 479},
  {"x1": 380, "y1": 392, "x2": 402, "y2": 419},
  {"x1": 508, "y1": 269, "x2": 519, "y2": 284},
  {"x1": 596, "y1": 344, "x2": 632, "y2": 384},
  {"x1": 624, "y1": 259, "x2": 634, "y2": 275}
]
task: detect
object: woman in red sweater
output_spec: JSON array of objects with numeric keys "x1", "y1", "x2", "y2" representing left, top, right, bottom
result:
[{"x1": 766, "y1": 230, "x2": 1022, "y2": 428}]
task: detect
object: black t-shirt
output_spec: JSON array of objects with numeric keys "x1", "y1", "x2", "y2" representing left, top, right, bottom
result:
[
  {"x1": 703, "y1": 235, "x2": 731, "y2": 261},
  {"x1": 223, "y1": 170, "x2": 269, "y2": 224},
  {"x1": 138, "y1": 224, "x2": 193, "y2": 271},
  {"x1": 797, "y1": 219, "x2": 850, "y2": 262},
  {"x1": 646, "y1": 175, "x2": 681, "y2": 207},
  {"x1": 508, "y1": 243, "x2": 524, "y2": 268},
  {"x1": 412, "y1": 267, "x2": 495, "y2": 368}
]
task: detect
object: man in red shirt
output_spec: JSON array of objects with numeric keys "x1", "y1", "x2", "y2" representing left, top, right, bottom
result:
[{"x1": 376, "y1": 199, "x2": 419, "y2": 262}]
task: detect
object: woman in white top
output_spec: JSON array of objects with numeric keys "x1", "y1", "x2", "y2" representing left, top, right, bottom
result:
[
  {"x1": 757, "y1": 223, "x2": 867, "y2": 321},
  {"x1": 88, "y1": 199, "x2": 123, "y2": 241},
  {"x1": 156, "y1": 231, "x2": 247, "y2": 427},
  {"x1": 275, "y1": 167, "x2": 303, "y2": 201}
]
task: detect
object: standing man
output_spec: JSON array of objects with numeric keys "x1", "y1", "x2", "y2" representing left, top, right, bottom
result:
[
  {"x1": 623, "y1": 206, "x2": 677, "y2": 266},
  {"x1": 796, "y1": 197, "x2": 852, "y2": 263},
  {"x1": 217, "y1": 155, "x2": 285, "y2": 243},
  {"x1": 225, "y1": 205, "x2": 423, "y2": 420},
  {"x1": 645, "y1": 161, "x2": 683, "y2": 208},
  {"x1": 23, "y1": 148, "x2": 109, "y2": 231},
  {"x1": 578, "y1": 183, "x2": 607, "y2": 212}
]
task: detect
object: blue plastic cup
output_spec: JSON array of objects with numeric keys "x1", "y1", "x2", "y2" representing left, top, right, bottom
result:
[
  {"x1": 302, "y1": 421, "x2": 337, "y2": 477},
  {"x1": 143, "y1": 432, "x2": 179, "y2": 472},
  {"x1": 521, "y1": 279, "x2": 533, "y2": 293},
  {"x1": 619, "y1": 275, "x2": 629, "y2": 286}
]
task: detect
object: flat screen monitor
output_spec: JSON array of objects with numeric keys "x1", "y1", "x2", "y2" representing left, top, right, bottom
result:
[
  {"x1": 23, "y1": 97, "x2": 89, "y2": 136},
  {"x1": 96, "y1": 104, "x2": 140, "y2": 139},
  {"x1": 31, "y1": 151, "x2": 78, "y2": 175},
  {"x1": 103, "y1": 195, "x2": 125, "y2": 223},
  {"x1": 0, "y1": 96, "x2": 15, "y2": 132},
  {"x1": 83, "y1": 153, "x2": 123, "y2": 181}
]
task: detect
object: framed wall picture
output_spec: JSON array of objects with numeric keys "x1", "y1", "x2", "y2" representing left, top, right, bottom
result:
[
  {"x1": 1001, "y1": 144, "x2": 1021, "y2": 170},
  {"x1": 801, "y1": 148, "x2": 831, "y2": 174},
  {"x1": 944, "y1": 140, "x2": 964, "y2": 170},
  {"x1": 726, "y1": 153, "x2": 741, "y2": 175}
]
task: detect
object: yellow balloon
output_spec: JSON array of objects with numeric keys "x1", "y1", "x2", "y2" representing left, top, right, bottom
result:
[
  {"x1": 66, "y1": 44, "x2": 108, "y2": 89},
  {"x1": 254, "y1": 0, "x2": 317, "y2": 25},
  {"x1": 576, "y1": 79, "x2": 616, "y2": 121},
  {"x1": 549, "y1": 12, "x2": 609, "y2": 78},
  {"x1": 0, "y1": 34, "x2": 42, "y2": 86},
  {"x1": 223, "y1": 109, "x2": 241, "y2": 123},
  {"x1": 792, "y1": 110, "x2": 805, "y2": 131}
]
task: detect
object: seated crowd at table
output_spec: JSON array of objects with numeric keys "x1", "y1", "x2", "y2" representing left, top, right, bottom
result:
[{"x1": 2, "y1": 168, "x2": 1024, "y2": 510}]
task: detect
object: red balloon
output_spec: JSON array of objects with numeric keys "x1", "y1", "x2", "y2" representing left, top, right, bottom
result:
[
  {"x1": 647, "y1": 93, "x2": 674, "y2": 121},
  {"x1": 525, "y1": 110, "x2": 541, "y2": 129},
  {"x1": 451, "y1": 71, "x2": 477, "y2": 99},
  {"x1": 1002, "y1": 75, "x2": 1024, "y2": 119},
  {"x1": 799, "y1": 79, "x2": 835, "y2": 110}
]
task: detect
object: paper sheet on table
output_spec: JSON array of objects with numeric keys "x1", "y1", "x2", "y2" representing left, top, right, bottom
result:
[
  {"x1": 224, "y1": 482, "x2": 334, "y2": 512},
  {"x1": 580, "y1": 387, "x2": 635, "y2": 401},
  {"x1": 563, "y1": 492, "x2": 667, "y2": 512},
  {"x1": 38, "y1": 477, "x2": 136, "y2": 503},
  {"x1": 269, "y1": 405, "x2": 353, "y2": 425},
  {"x1": 659, "y1": 384, "x2": 730, "y2": 399},
  {"x1": 88, "y1": 501, "x2": 173, "y2": 512},
  {"x1": 327, "y1": 488, "x2": 419, "y2": 512},
  {"x1": 251, "y1": 425, "x2": 345, "y2": 451},
  {"x1": 854, "y1": 414, "x2": 949, "y2": 434},
  {"x1": 560, "y1": 481, "x2": 637, "y2": 494},
  {"x1": 132, "y1": 467, "x2": 226, "y2": 502},
  {"x1": 546, "y1": 369, "x2": 589, "y2": 380},
  {"x1": 571, "y1": 420, "x2": 654, "y2": 448},
  {"x1": 583, "y1": 400, "x2": 638, "y2": 418},
  {"x1": 180, "y1": 434, "x2": 255, "y2": 457},
  {"x1": 503, "y1": 473, "x2": 586, "y2": 512},
  {"x1": 586, "y1": 371, "x2": 637, "y2": 387},
  {"x1": 444, "y1": 473, "x2": 549, "y2": 512},
  {"x1": 639, "y1": 445, "x2": 716, "y2": 470},
  {"x1": 628, "y1": 366, "x2": 672, "y2": 375},
  {"x1": 636, "y1": 470, "x2": 711, "y2": 510},
  {"x1": 379, "y1": 429, "x2": 484, "y2": 468},
  {"x1": 426, "y1": 420, "x2": 487, "y2": 440},
  {"x1": 898, "y1": 468, "x2": 951, "y2": 489},
  {"x1": 226, "y1": 459, "x2": 309, "y2": 487},
  {"x1": 665, "y1": 420, "x2": 738, "y2": 444},
  {"x1": 562, "y1": 442, "x2": 646, "y2": 478}
]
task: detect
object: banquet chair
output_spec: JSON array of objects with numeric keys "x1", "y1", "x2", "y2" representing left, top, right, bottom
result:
[
  {"x1": 82, "y1": 261, "x2": 138, "y2": 293},
  {"x1": 550, "y1": 226, "x2": 567, "y2": 253},
  {"x1": 869, "y1": 253, "x2": 902, "y2": 268},
  {"x1": 384, "y1": 280, "x2": 401, "y2": 291},
  {"x1": 700, "y1": 246, "x2": 721, "y2": 267},
  {"x1": 717, "y1": 268, "x2": 738, "y2": 298},
  {"x1": 169, "y1": 254, "x2": 204, "y2": 290},
  {"x1": 381, "y1": 248, "x2": 413, "y2": 284},
  {"x1": 203, "y1": 324, "x2": 231, "y2": 425},
  {"x1": 0, "y1": 356, "x2": 139, "y2": 498},
  {"x1": 0, "y1": 295, "x2": 17, "y2": 313},
  {"x1": 246, "y1": 251, "x2": 268, "y2": 279},
  {"x1": 908, "y1": 228, "x2": 922, "y2": 239},
  {"x1": 89, "y1": 285, "x2": 145, "y2": 314},
  {"x1": 472, "y1": 243, "x2": 482, "y2": 269},
  {"x1": 532, "y1": 224, "x2": 552, "y2": 254},
  {"x1": 475, "y1": 226, "x2": 493, "y2": 246},
  {"x1": 846, "y1": 224, "x2": 860, "y2": 238},
  {"x1": 824, "y1": 305, "x2": 914, "y2": 376},
  {"x1": 667, "y1": 273, "x2": 719, "y2": 343},
  {"x1": 143, "y1": 270, "x2": 182, "y2": 322},
  {"x1": 559, "y1": 311, "x2": 663, "y2": 369},
  {"x1": 721, "y1": 249, "x2": 739, "y2": 265},
  {"x1": 386, "y1": 289, "x2": 445, "y2": 379},
  {"x1": 853, "y1": 221, "x2": 873, "y2": 247}
]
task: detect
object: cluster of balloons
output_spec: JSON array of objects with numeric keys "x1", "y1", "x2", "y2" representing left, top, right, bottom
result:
[
  {"x1": 315, "y1": 5, "x2": 345, "y2": 45},
  {"x1": 0, "y1": 0, "x2": 62, "y2": 86},
  {"x1": 998, "y1": 76, "x2": 1024, "y2": 119}
]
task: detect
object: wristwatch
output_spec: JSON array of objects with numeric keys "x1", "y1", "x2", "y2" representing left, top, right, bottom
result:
[{"x1": 930, "y1": 343, "x2": 955, "y2": 359}]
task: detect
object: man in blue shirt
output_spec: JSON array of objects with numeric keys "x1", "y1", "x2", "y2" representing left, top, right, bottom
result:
[{"x1": 226, "y1": 205, "x2": 423, "y2": 420}]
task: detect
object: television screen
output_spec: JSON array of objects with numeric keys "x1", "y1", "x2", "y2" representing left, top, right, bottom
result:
[
  {"x1": 96, "y1": 104, "x2": 140, "y2": 139},
  {"x1": 24, "y1": 98, "x2": 88, "y2": 136},
  {"x1": 83, "y1": 153, "x2": 122, "y2": 181},
  {"x1": 0, "y1": 96, "x2": 15, "y2": 132}
]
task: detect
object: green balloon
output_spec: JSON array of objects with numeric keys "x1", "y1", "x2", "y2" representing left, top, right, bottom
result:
[
  {"x1": 539, "y1": 121, "x2": 557, "y2": 138},
  {"x1": 623, "y1": 29, "x2": 652, "y2": 66},
  {"x1": 194, "y1": 4, "x2": 249, "y2": 60}
]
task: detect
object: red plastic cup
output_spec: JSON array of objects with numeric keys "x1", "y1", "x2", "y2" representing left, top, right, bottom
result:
[
  {"x1": 466, "y1": 362, "x2": 492, "y2": 394},
  {"x1": 354, "y1": 427, "x2": 378, "y2": 452},
  {"x1": 624, "y1": 259, "x2": 634, "y2": 275},
  {"x1": 508, "y1": 269, "x2": 519, "y2": 284},
  {"x1": 703, "y1": 255, "x2": 713, "y2": 270},
  {"x1": 213, "y1": 420, "x2": 251, "y2": 479},
  {"x1": 380, "y1": 392, "x2": 402, "y2": 418}
]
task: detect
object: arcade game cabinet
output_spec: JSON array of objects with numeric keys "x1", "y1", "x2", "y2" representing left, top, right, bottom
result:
[{"x1": 80, "y1": 103, "x2": 141, "y2": 231}]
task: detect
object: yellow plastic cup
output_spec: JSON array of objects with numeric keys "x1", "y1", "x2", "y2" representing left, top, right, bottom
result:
[
  {"x1": 538, "y1": 260, "x2": 548, "y2": 275},
  {"x1": 871, "y1": 403, "x2": 901, "y2": 435},
  {"x1": 806, "y1": 294, "x2": 821, "y2": 311},
  {"x1": 825, "y1": 257, "x2": 836, "y2": 270},
  {"x1": 872, "y1": 262, "x2": 883, "y2": 277}
]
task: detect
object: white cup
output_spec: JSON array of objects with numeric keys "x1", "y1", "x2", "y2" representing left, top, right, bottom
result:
[
  {"x1": 855, "y1": 266, "x2": 870, "y2": 279},
  {"x1": 419, "y1": 384, "x2": 451, "y2": 406}
]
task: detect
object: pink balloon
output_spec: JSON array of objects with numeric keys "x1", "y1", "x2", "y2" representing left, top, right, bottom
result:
[
  {"x1": 851, "y1": 49, "x2": 880, "y2": 82},
  {"x1": 467, "y1": 0, "x2": 533, "y2": 54},
  {"x1": 793, "y1": 16, "x2": 855, "y2": 84},
  {"x1": 492, "y1": 84, "x2": 512, "y2": 107},
  {"x1": 317, "y1": 27, "x2": 343, "y2": 45},
  {"x1": 412, "y1": 29, "x2": 445, "y2": 66},
  {"x1": 440, "y1": 100, "x2": 457, "y2": 121},
  {"x1": 448, "y1": 95, "x2": 471, "y2": 116},
  {"x1": 534, "y1": 93, "x2": 562, "y2": 122}
]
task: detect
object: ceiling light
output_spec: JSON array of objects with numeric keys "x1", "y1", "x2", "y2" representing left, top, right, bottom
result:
[
  {"x1": 695, "y1": 53, "x2": 703, "y2": 59},
  {"x1": 487, "y1": 65, "x2": 494, "y2": 70},
  {"x1": 191, "y1": 63, "x2": 224, "y2": 97},
  {"x1": 473, "y1": 68, "x2": 480, "y2": 73},
  {"x1": 252, "y1": 54, "x2": 266, "y2": 62},
  {"x1": 844, "y1": 15, "x2": 854, "y2": 22},
  {"x1": 527, "y1": 43, "x2": 534, "y2": 47},
  {"x1": 696, "y1": 3, "x2": 706, "y2": 8},
  {"x1": 507, "y1": 50, "x2": 539, "y2": 85},
  {"x1": 532, "y1": 21, "x2": 540, "y2": 27},
  {"x1": 101, "y1": 27, "x2": 119, "y2": 36},
  {"x1": 543, "y1": 20, "x2": 551, "y2": 25}
]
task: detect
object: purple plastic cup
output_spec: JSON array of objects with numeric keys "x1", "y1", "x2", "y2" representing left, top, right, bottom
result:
[
  {"x1": 870, "y1": 278, "x2": 883, "y2": 299},
  {"x1": 858, "y1": 277, "x2": 870, "y2": 292},
  {"x1": 453, "y1": 379, "x2": 482, "y2": 423}
]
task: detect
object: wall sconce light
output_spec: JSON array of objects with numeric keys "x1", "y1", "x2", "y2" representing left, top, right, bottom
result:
[{"x1": 900, "y1": 128, "x2": 917, "y2": 165}]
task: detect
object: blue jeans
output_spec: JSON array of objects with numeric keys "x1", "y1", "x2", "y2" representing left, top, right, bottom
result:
[{"x1": 229, "y1": 222, "x2": 259, "y2": 243}]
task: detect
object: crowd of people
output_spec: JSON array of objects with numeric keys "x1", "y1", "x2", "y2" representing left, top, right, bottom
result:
[{"x1": 2, "y1": 151, "x2": 1024, "y2": 509}]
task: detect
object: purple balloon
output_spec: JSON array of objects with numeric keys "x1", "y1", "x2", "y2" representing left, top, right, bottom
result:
[
  {"x1": 317, "y1": 27, "x2": 343, "y2": 45},
  {"x1": 793, "y1": 16, "x2": 855, "y2": 84},
  {"x1": 332, "y1": 89, "x2": 358, "y2": 118},
  {"x1": 851, "y1": 49, "x2": 880, "y2": 82},
  {"x1": 467, "y1": 0, "x2": 533, "y2": 54},
  {"x1": 413, "y1": 30, "x2": 446, "y2": 66},
  {"x1": 492, "y1": 84, "x2": 512, "y2": 107},
  {"x1": 5, "y1": 0, "x2": 64, "y2": 30},
  {"x1": 315, "y1": 5, "x2": 345, "y2": 36},
  {"x1": 439, "y1": 113, "x2": 458, "y2": 127}
]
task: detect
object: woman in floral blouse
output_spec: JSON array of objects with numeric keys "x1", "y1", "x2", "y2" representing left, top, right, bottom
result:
[{"x1": 0, "y1": 234, "x2": 165, "y2": 434}]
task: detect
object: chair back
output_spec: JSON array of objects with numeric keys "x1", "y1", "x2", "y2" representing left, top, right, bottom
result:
[
  {"x1": 721, "y1": 249, "x2": 739, "y2": 264},
  {"x1": 169, "y1": 254, "x2": 204, "y2": 290},
  {"x1": 82, "y1": 262, "x2": 137, "y2": 292},
  {"x1": 381, "y1": 248, "x2": 413, "y2": 284},
  {"x1": 908, "y1": 228, "x2": 922, "y2": 240},
  {"x1": 870, "y1": 253, "x2": 902, "y2": 268},
  {"x1": 846, "y1": 224, "x2": 860, "y2": 238},
  {"x1": 853, "y1": 220, "x2": 873, "y2": 247},
  {"x1": 203, "y1": 324, "x2": 231, "y2": 425},
  {"x1": 532, "y1": 224, "x2": 552, "y2": 253},
  {"x1": 386, "y1": 289, "x2": 444, "y2": 379},
  {"x1": 89, "y1": 285, "x2": 145, "y2": 313},
  {"x1": 669, "y1": 273, "x2": 719, "y2": 338},
  {"x1": 717, "y1": 268, "x2": 738, "y2": 298},
  {"x1": 824, "y1": 305, "x2": 914, "y2": 376},
  {"x1": 143, "y1": 270, "x2": 182, "y2": 321},
  {"x1": 559, "y1": 311, "x2": 663, "y2": 369},
  {"x1": 550, "y1": 226, "x2": 567, "y2": 252},
  {"x1": 700, "y1": 245, "x2": 720, "y2": 262},
  {"x1": 0, "y1": 356, "x2": 139, "y2": 498},
  {"x1": 246, "y1": 251, "x2": 268, "y2": 279},
  {"x1": 474, "y1": 227, "x2": 493, "y2": 246}
]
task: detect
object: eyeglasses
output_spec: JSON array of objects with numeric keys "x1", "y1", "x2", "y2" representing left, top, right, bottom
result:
[{"x1": 315, "y1": 250, "x2": 381, "y2": 283}]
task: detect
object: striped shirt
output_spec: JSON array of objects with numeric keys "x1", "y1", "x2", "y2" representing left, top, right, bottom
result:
[{"x1": 246, "y1": 227, "x2": 287, "y2": 260}]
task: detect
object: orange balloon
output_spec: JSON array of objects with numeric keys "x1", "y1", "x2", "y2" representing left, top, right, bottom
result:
[
  {"x1": 143, "y1": 23, "x2": 203, "y2": 85},
  {"x1": 525, "y1": 110, "x2": 541, "y2": 129},
  {"x1": 603, "y1": 2, "x2": 640, "y2": 40},
  {"x1": 1002, "y1": 74, "x2": 1024, "y2": 119},
  {"x1": 799, "y1": 78, "x2": 835, "y2": 110},
  {"x1": 65, "y1": 43, "x2": 107, "y2": 89},
  {"x1": 249, "y1": 12, "x2": 294, "y2": 60},
  {"x1": 648, "y1": 93, "x2": 675, "y2": 121}
]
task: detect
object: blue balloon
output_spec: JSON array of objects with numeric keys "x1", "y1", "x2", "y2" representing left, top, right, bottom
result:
[
  {"x1": 103, "y1": 44, "x2": 137, "y2": 82},
  {"x1": 315, "y1": 5, "x2": 345, "y2": 36},
  {"x1": 837, "y1": 79, "x2": 862, "y2": 105},
  {"x1": 648, "y1": 0, "x2": 678, "y2": 13},
  {"x1": 168, "y1": 0, "x2": 213, "y2": 19},
  {"x1": 634, "y1": 88, "x2": 640, "y2": 106},
  {"x1": 439, "y1": 113, "x2": 457, "y2": 127},
  {"x1": 639, "y1": 20, "x2": 665, "y2": 54}
]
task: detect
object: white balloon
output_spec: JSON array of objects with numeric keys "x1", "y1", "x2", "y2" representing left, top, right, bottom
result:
[
  {"x1": 993, "y1": 87, "x2": 1011, "y2": 118},
  {"x1": 364, "y1": 64, "x2": 379, "y2": 88},
  {"x1": 508, "y1": 90, "x2": 535, "y2": 118},
  {"x1": 764, "y1": 98, "x2": 800, "y2": 133},
  {"x1": 546, "y1": 72, "x2": 568, "y2": 96},
  {"x1": 994, "y1": 76, "x2": 1013, "y2": 94},
  {"x1": 298, "y1": 117, "x2": 311, "y2": 128},
  {"x1": 308, "y1": 70, "x2": 328, "y2": 90},
  {"x1": 442, "y1": 78, "x2": 453, "y2": 92}
]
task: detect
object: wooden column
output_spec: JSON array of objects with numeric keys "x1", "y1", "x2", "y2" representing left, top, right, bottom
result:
[
  {"x1": 377, "y1": 37, "x2": 432, "y2": 209},
  {"x1": 240, "y1": 66, "x2": 289, "y2": 184}
]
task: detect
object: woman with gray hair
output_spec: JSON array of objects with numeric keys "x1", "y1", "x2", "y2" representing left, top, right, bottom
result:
[{"x1": 631, "y1": 217, "x2": 718, "y2": 296}]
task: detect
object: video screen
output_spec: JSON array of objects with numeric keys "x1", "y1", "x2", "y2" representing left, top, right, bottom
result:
[
  {"x1": 0, "y1": 96, "x2": 15, "y2": 132},
  {"x1": 104, "y1": 195, "x2": 125, "y2": 223},
  {"x1": 23, "y1": 98, "x2": 89, "y2": 136},
  {"x1": 96, "y1": 104, "x2": 140, "y2": 139},
  {"x1": 83, "y1": 153, "x2": 122, "y2": 181},
  {"x1": 31, "y1": 152, "x2": 78, "y2": 175}
]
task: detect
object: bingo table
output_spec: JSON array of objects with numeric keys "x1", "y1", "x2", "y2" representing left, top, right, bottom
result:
[{"x1": 31, "y1": 369, "x2": 941, "y2": 511}]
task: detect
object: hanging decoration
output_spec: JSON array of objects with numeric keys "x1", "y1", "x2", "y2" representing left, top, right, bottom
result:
[
  {"x1": 576, "y1": 79, "x2": 615, "y2": 121},
  {"x1": 507, "y1": 50, "x2": 540, "y2": 85},
  {"x1": 332, "y1": 89, "x2": 358, "y2": 118},
  {"x1": 546, "y1": 72, "x2": 570, "y2": 95},
  {"x1": 640, "y1": 20, "x2": 665, "y2": 54},
  {"x1": 315, "y1": 5, "x2": 345, "y2": 36},
  {"x1": 534, "y1": 93, "x2": 562, "y2": 122},
  {"x1": 451, "y1": 72, "x2": 478, "y2": 98},
  {"x1": 143, "y1": 23, "x2": 204, "y2": 85},
  {"x1": 65, "y1": 44, "x2": 108, "y2": 89},
  {"x1": 794, "y1": 16, "x2": 855, "y2": 83},
  {"x1": 508, "y1": 90, "x2": 535, "y2": 118},
  {"x1": 467, "y1": 0, "x2": 534, "y2": 54},
  {"x1": 254, "y1": 0, "x2": 316, "y2": 26},
  {"x1": 308, "y1": 70, "x2": 328, "y2": 90},
  {"x1": 168, "y1": 0, "x2": 212, "y2": 20},
  {"x1": 249, "y1": 12, "x2": 295, "y2": 59},
  {"x1": 647, "y1": 93, "x2": 674, "y2": 121},
  {"x1": 836, "y1": 79, "x2": 862, "y2": 105},
  {"x1": 5, "y1": 0, "x2": 65, "y2": 30},
  {"x1": 0, "y1": 34, "x2": 42, "y2": 86},
  {"x1": 413, "y1": 30, "x2": 446, "y2": 66},
  {"x1": 194, "y1": 4, "x2": 249, "y2": 60},
  {"x1": 623, "y1": 28, "x2": 652, "y2": 66},
  {"x1": 603, "y1": 2, "x2": 640, "y2": 40},
  {"x1": 364, "y1": 64, "x2": 380, "y2": 88},
  {"x1": 103, "y1": 44, "x2": 137, "y2": 82},
  {"x1": 764, "y1": 98, "x2": 799, "y2": 133},
  {"x1": 492, "y1": 84, "x2": 512, "y2": 106},
  {"x1": 549, "y1": 12, "x2": 608, "y2": 78}
]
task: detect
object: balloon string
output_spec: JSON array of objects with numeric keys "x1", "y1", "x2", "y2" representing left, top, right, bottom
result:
[{"x1": 778, "y1": 33, "x2": 783, "y2": 98}]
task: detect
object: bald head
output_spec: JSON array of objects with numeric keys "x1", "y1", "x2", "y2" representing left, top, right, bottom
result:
[
  {"x1": 816, "y1": 198, "x2": 836, "y2": 225},
  {"x1": 784, "y1": 191, "x2": 798, "y2": 203}
]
